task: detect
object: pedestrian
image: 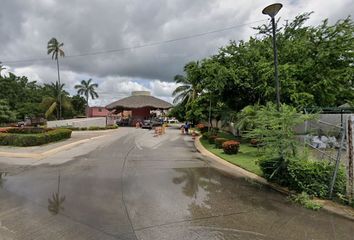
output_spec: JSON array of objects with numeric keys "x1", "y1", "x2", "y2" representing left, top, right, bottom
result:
[
  {"x1": 180, "y1": 124, "x2": 185, "y2": 134},
  {"x1": 184, "y1": 121, "x2": 190, "y2": 135}
]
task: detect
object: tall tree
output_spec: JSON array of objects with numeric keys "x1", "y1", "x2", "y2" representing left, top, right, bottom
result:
[
  {"x1": 41, "y1": 82, "x2": 72, "y2": 119},
  {"x1": 47, "y1": 37, "x2": 65, "y2": 119},
  {"x1": 74, "y1": 78, "x2": 99, "y2": 107},
  {"x1": 0, "y1": 100, "x2": 16, "y2": 124},
  {"x1": 172, "y1": 61, "x2": 203, "y2": 105}
]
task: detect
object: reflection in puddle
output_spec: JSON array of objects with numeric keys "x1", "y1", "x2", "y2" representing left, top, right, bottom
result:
[
  {"x1": 0, "y1": 171, "x2": 7, "y2": 188},
  {"x1": 48, "y1": 172, "x2": 66, "y2": 215}
]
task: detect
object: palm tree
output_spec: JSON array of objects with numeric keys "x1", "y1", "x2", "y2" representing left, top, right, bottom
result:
[
  {"x1": 172, "y1": 61, "x2": 202, "y2": 104},
  {"x1": 74, "y1": 78, "x2": 99, "y2": 107},
  {"x1": 47, "y1": 37, "x2": 65, "y2": 119},
  {"x1": 41, "y1": 82, "x2": 71, "y2": 119}
]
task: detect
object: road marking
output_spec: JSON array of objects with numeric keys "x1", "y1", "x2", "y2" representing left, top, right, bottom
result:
[{"x1": 135, "y1": 140, "x2": 143, "y2": 150}]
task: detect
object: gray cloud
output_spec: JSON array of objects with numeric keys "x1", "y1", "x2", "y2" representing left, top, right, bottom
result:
[{"x1": 1, "y1": 0, "x2": 353, "y2": 104}]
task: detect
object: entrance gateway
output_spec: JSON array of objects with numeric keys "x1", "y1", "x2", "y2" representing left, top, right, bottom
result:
[{"x1": 105, "y1": 91, "x2": 173, "y2": 126}]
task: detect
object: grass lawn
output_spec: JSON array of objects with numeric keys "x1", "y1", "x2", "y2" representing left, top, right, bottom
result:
[{"x1": 200, "y1": 135, "x2": 263, "y2": 176}]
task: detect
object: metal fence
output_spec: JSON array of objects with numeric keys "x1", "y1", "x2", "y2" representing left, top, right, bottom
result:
[{"x1": 303, "y1": 116, "x2": 353, "y2": 200}]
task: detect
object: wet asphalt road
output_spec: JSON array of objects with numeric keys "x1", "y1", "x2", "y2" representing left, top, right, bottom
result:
[{"x1": 0, "y1": 128, "x2": 353, "y2": 240}]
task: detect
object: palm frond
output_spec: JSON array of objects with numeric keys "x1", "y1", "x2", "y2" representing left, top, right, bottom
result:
[{"x1": 45, "y1": 102, "x2": 57, "y2": 119}]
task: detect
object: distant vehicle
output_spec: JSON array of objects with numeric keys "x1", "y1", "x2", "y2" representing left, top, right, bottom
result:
[
  {"x1": 17, "y1": 117, "x2": 46, "y2": 127},
  {"x1": 167, "y1": 119, "x2": 179, "y2": 124},
  {"x1": 116, "y1": 119, "x2": 130, "y2": 126},
  {"x1": 141, "y1": 119, "x2": 162, "y2": 129}
]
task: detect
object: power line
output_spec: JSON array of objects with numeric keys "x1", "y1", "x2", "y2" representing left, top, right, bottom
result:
[{"x1": 1, "y1": 19, "x2": 267, "y2": 64}]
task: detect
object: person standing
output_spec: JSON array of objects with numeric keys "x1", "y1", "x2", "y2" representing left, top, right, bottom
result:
[{"x1": 184, "y1": 121, "x2": 190, "y2": 135}]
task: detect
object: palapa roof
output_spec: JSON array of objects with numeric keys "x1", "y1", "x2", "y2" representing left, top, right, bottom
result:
[{"x1": 106, "y1": 91, "x2": 173, "y2": 110}]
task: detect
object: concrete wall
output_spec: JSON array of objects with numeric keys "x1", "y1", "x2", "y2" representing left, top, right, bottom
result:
[
  {"x1": 295, "y1": 114, "x2": 354, "y2": 135},
  {"x1": 47, "y1": 117, "x2": 107, "y2": 128}
]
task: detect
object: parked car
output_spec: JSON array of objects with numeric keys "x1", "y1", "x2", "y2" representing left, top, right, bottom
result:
[
  {"x1": 141, "y1": 119, "x2": 162, "y2": 129},
  {"x1": 116, "y1": 118, "x2": 130, "y2": 126}
]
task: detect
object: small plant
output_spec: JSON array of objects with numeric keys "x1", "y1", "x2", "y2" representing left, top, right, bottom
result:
[
  {"x1": 222, "y1": 140, "x2": 240, "y2": 154},
  {"x1": 210, "y1": 127, "x2": 219, "y2": 135},
  {"x1": 250, "y1": 138, "x2": 262, "y2": 147},
  {"x1": 214, "y1": 137, "x2": 228, "y2": 149},
  {"x1": 196, "y1": 123, "x2": 207, "y2": 133},
  {"x1": 208, "y1": 135, "x2": 218, "y2": 144},
  {"x1": 289, "y1": 192, "x2": 322, "y2": 210}
]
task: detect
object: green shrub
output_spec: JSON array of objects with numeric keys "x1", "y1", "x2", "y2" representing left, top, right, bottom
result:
[
  {"x1": 0, "y1": 128, "x2": 72, "y2": 147},
  {"x1": 88, "y1": 126, "x2": 101, "y2": 130},
  {"x1": 259, "y1": 157, "x2": 346, "y2": 198},
  {"x1": 210, "y1": 127, "x2": 219, "y2": 135},
  {"x1": 79, "y1": 127, "x2": 87, "y2": 131},
  {"x1": 7, "y1": 127, "x2": 48, "y2": 134},
  {"x1": 106, "y1": 125, "x2": 118, "y2": 129},
  {"x1": 202, "y1": 132, "x2": 211, "y2": 140},
  {"x1": 208, "y1": 135, "x2": 218, "y2": 144},
  {"x1": 222, "y1": 140, "x2": 240, "y2": 154},
  {"x1": 289, "y1": 192, "x2": 322, "y2": 210},
  {"x1": 287, "y1": 159, "x2": 346, "y2": 198},
  {"x1": 214, "y1": 138, "x2": 228, "y2": 149}
]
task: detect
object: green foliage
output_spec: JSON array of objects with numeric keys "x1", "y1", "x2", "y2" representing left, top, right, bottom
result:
[
  {"x1": 74, "y1": 79, "x2": 99, "y2": 107},
  {"x1": 222, "y1": 140, "x2": 240, "y2": 154},
  {"x1": 287, "y1": 159, "x2": 346, "y2": 198},
  {"x1": 172, "y1": 14, "x2": 354, "y2": 123},
  {"x1": 208, "y1": 135, "x2": 218, "y2": 144},
  {"x1": 259, "y1": 157, "x2": 346, "y2": 198},
  {"x1": 0, "y1": 100, "x2": 16, "y2": 124},
  {"x1": 289, "y1": 192, "x2": 323, "y2": 211},
  {"x1": 6, "y1": 127, "x2": 47, "y2": 134},
  {"x1": 246, "y1": 103, "x2": 314, "y2": 160},
  {"x1": 214, "y1": 137, "x2": 228, "y2": 149},
  {"x1": 0, "y1": 128, "x2": 72, "y2": 146},
  {"x1": 71, "y1": 95, "x2": 87, "y2": 116}
]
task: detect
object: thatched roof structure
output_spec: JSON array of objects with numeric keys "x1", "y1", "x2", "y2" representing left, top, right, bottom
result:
[{"x1": 106, "y1": 91, "x2": 173, "y2": 111}]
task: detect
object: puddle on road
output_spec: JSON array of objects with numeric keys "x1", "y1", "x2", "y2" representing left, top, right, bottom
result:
[{"x1": 171, "y1": 167, "x2": 354, "y2": 240}]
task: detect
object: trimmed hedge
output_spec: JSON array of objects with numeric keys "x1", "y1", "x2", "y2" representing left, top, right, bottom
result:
[
  {"x1": 0, "y1": 128, "x2": 72, "y2": 147},
  {"x1": 259, "y1": 157, "x2": 346, "y2": 198},
  {"x1": 6, "y1": 127, "x2": 49, "y2": 134},
  {"x1": 214, "y1": 138, "x2": 228, "y2": 149},
  {"x1": 61, "y1": 126, "x2": 118, "y2": 131},
  {"x1": 222, "y1": 140, "x2": 240, "y2": 154}
]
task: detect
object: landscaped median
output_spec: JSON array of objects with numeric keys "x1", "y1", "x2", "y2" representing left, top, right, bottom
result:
[
  {"x1": 0, "y1": 128, "x2": 72, "y2": 147},
  {"x1": 199, "y1": 132, "x2": 262, "y2": 176}
]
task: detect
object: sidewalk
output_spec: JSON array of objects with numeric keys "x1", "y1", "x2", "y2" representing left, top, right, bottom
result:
[{"x1": 194, "y1": 135, "x2": 354, "y2": 221}]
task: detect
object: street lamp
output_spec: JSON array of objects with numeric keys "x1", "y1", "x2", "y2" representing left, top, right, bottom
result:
[{"x1": 262, "y1": 3, "x2": 282, "y2": 110}]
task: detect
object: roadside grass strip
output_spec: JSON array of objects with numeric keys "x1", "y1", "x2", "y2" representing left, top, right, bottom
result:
[{"x1": 200, "y1": 137, "x2": 262, "y2": 176}]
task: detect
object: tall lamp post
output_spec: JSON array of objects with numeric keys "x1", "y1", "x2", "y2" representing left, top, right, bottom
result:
[{"x1": 262, "y1": 3, "x2": 282, "y2": 111}]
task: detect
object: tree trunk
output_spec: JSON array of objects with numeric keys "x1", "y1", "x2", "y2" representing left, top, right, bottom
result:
[
  {"x1": 56, "y1": 58, "x2": 62, "y2": 119},
  {"x1": 86, "y1": 94, "x2": 89, "y2": 117}
]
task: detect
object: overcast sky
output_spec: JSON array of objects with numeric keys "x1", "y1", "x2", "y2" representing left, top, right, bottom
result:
[{"x1": 1, "y1": 0, "x2": 353, "y2": 106}]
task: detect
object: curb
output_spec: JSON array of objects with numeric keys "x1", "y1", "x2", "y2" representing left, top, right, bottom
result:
[
  {"x1": 194, "y1": 136, "x2": 354, "y2": 221},
  {"x1": 0, "y1": 135, "x2": 107, "y2": 160}
]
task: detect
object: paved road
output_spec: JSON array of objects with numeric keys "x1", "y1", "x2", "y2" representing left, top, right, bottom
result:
[{"x1": 0, "y1": 128, "x2": 353, "y2": 240}]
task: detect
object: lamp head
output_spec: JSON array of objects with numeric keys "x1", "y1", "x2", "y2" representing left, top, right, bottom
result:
[{"x1": 262, "y1": 3, "x2": 283, "y2": 18}]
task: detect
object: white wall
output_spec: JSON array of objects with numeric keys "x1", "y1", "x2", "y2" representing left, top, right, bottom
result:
[{"x1": 47, "y1": 117, "x2": 107, "y2": 128}]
